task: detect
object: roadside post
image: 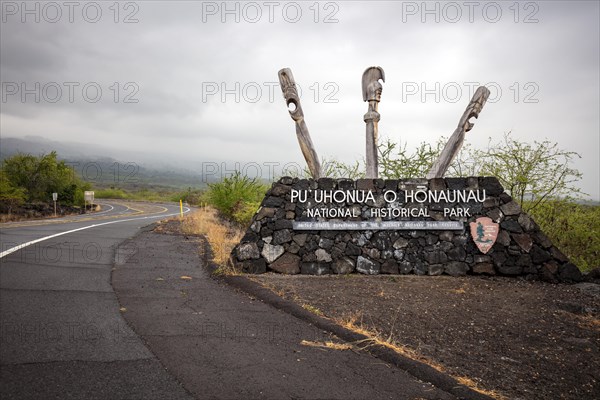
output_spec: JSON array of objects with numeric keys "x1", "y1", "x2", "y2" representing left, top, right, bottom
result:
[
  {"x1": 52, "y1": 192, "x2": 58, "y2": 216},
  {"x1": 180, "y1": 199, "x2": 183, "y2": 218},
  {"x1": 84, "y1": 191, "x2": 95, "y2": 212}
]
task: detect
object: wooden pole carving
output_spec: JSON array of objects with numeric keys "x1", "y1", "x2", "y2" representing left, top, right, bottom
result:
[
  {"x1": 278, "y1": 68, "x2": 322, "y2": 179},
  {"x1": 362, "y1": 66, "x2": 385, "y2": 179},
  {"x1": 426, "y1": 86, "x2": 491, "y2": 179}
]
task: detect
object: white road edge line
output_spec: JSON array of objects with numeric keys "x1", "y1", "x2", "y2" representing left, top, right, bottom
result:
[
  {"x1": 0, "y1": 207, "x2": 191, "y2": 259},
  {"x1": 89, "y1": 202, "x2": 115, "y2": 215}
]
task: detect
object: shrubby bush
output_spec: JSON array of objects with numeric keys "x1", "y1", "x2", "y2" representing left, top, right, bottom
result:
[
  {"x1": 171, "y1": 188, "x2": 204, "y2": 205},
  {"x1": 203, "y1": 171, "x2": 268, "y2": 226},
  {"x1": 528, "y1": 200, "x2": 599, "y2": 272},
  {"x1": 1, "y1": 151, "x2": 91, "y2": 206},
  {"x1": 94, "y1": 188, "x2": 130, "y2": 199}
]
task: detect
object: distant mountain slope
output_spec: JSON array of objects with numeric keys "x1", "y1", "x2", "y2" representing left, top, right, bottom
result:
[
  {"x1": 1, "y1": 136, "x2": 129, "y2": 160},
  {"x1": 1, "y1": 136, "x2": 205, "y2": 190}
]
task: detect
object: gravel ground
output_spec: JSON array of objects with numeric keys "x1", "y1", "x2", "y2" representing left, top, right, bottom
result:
[{"x1": 250, "y1": 273, "x2": 600, "y2": 400}]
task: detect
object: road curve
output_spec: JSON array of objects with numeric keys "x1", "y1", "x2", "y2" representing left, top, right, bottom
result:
[
  {"x1": 0, "y1": 200, "x2": 188, "y2": 253},
  {"x1": 0, "y1": 200, "x2": 194, "y2": 399}
]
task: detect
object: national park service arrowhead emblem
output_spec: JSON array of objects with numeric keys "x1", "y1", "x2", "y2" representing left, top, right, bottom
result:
[{"x1": 470, "y1": 217, "x2": 499, "y2": 254}]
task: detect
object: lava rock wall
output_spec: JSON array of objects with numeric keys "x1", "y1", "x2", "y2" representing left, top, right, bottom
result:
[{"x1": 231, "y1": 177, "x2": 582, "y2": 282}]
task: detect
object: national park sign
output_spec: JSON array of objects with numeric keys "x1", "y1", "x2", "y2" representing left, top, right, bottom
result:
[
  {"x1": 230, "y1": 177, "x2": 582, "y2": 282},
  {"x1": 230, "y1": 66, "x2": 581, "y2": 282}
]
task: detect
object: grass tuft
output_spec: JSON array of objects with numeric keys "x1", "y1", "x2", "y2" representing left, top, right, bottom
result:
[
  {"x1": 181, "y1": 206, "x2": 244, "y2": 275},
  {"x1": 300, "y1": 340, "x2": 353, "y2": 351},
  {"x1": 301, "y1": 304, "x2": 324, "y2": 316}
]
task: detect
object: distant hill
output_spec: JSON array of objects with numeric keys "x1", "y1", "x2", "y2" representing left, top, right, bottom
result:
[
  {"x1": 1, "y1": 136, "x2": 206, "y2": 190},
  {"x1": 0, "y1": 136, "x2": 134, "y2": 161}
]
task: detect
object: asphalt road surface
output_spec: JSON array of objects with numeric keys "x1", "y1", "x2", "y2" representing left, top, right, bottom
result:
[
  {"x1": 1, "y1": 201, "x2": 194, "y2": 399},
  {"x1": 1, "y1": 202, "x2": 462, "y2": 399}
]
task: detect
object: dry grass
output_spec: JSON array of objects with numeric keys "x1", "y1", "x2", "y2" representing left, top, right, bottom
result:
[
  {"x1": 253, "y1": 278, "x2": 287, "y2": 297},
  {"x1": 0, "y1": 214, "x2": 20, "y2": 223},
  {"x1": 336, "y1": 312, "x2": 507, "y2": 400},
  {"x1": 300, "y1": 339, "x2": 353, "y2": 351},
  {"x1": 337, "y1": 312, "x2": 422, "y2": 359},
  {"x1": 301, "y1": 304, "x2": 324, "y2": 316},
  {"x1": 181, "y1": 207, "x2": 244, "y2": 274}
]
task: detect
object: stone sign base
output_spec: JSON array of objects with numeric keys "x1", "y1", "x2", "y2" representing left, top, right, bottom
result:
[{"x1": 230, "y1": 177, "x2": 582, "y2": 282}]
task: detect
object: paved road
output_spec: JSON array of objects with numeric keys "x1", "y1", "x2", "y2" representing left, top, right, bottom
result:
[
  {"x1": 1, "y1": 203, "x2": 463, "y2": 399},
  {"x1": 0, "y1": 201, "x2": 194, "y2": 399},
  {"x1": 112, "y1": 225, "x2": 458, "y2": 400}
]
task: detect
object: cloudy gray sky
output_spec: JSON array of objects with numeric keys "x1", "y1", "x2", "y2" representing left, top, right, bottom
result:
[{"x1": 1, "y1": 0, "x2": 598, "y2": 198}]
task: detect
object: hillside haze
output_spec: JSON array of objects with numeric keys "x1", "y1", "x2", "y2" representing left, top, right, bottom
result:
[{"x1": 0, "y1": 136, "x2": 207, "y2": 190}]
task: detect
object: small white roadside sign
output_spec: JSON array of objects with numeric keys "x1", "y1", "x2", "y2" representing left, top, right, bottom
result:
[{"x1": 84, "y1": 191, "x2": 94, "y2": 203}]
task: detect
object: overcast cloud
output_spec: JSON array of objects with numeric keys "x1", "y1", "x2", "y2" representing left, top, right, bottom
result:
[{"x1": 1, "y1": 1, "x2": 598, "y2": 198}]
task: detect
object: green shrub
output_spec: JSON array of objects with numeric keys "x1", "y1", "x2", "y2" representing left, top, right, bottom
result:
[
  {"x1": 232, "y1": 200, "x2": 262, "y2": 226},
  {"x1": 528, "y1": 200, "x2": 599, "y2": 272},
  {"x1": 0, "y1": 169, "x2": 27, "y2": 213},
  {"x1": 1, "y1": 151, "x2": 90, "y2": 206},
  {"x1": 204, "y1": 172, "x2": 268, "y2": 226},
  {"x1": 95, "y1": 188, "x2": 130, "y2": 199},
  {"x1": 169, "y1": 188, "x2": 204, "y2": 205}
]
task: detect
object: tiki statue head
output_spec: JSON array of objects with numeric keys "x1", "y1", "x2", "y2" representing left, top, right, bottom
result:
[{"x1": 362, "y1": 66, "x2": 385, "y2": 103}]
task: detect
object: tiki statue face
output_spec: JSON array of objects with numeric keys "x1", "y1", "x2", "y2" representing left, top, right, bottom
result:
[
  {"x1": 362, "y1": 66, "x2": 385, "y2": 103},
  {"x1": 366, "y1": 79, "x2": 383, "y2": 102}
]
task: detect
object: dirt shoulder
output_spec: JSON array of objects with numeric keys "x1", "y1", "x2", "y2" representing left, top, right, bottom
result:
[
  {"x1": 249, "y1": 273, "x2": 599, "y2": 400},
  {"x1": 0, "y1": 202, "x2": 98, "y2": 222}
]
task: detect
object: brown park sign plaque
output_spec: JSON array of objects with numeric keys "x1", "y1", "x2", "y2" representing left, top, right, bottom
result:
[{"x1": 470, "y1": 217, "x2": 499, "y2": 254}]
